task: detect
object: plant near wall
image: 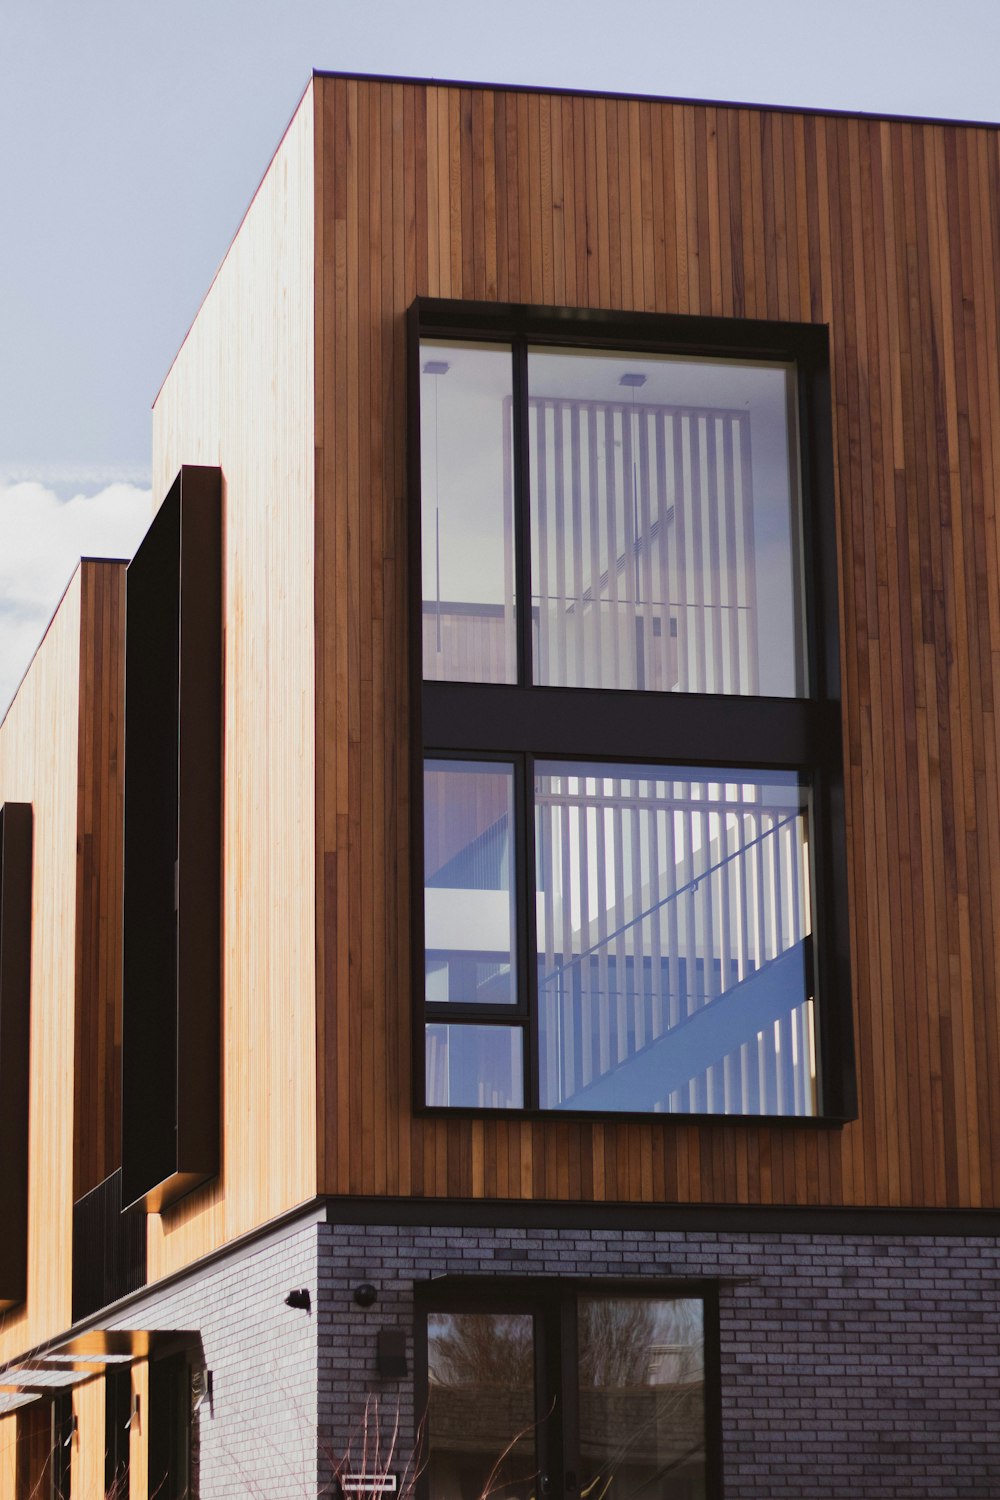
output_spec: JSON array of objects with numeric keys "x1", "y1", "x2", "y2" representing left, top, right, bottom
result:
[{"x1": 318, "y1": 1394, "x2": 541, "y2": 1500}]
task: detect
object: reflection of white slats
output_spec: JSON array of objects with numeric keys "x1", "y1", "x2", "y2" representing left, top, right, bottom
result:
[
  {"x1": 525, "y1": 398, "x2": 755, "y2": 694},
  {"x1": 536, "y1": 774, "x2": 814, "y2": 1116}
]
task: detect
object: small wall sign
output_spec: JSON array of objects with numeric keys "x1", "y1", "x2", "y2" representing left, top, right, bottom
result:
[{"x1": 338, "y1": 1475, "x2": 398, "y2": 1495}]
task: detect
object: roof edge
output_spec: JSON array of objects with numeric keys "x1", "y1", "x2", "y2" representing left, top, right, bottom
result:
[{"x1": 311, "y1": 67, "x2": 1000, "y2": 133}]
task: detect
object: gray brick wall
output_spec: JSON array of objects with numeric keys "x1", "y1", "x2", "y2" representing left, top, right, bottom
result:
[
  {"x1": 315, "y1": 1221, "x2": 1000, "y2": 1500},
  {"x1": 107, "y1": 1212, "x2": 1000, "y2": 1498},
  {"x1": 111, "y1": 1216, "x2": 321, "y2": 1500}
]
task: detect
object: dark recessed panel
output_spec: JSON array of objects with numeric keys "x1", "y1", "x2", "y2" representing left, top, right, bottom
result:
[
  {"x1": 121, "y1": 466, "x2": 222, "y2": 1212},
  {"x1": 0, "y1": 802, "x2": 32, "y2": 1308},
  {"x1": 72, "y1": 1167, "x2": 147, "y2": 1322}
]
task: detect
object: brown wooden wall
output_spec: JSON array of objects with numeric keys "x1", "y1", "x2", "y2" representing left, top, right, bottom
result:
[
  {"x1": 0, "y1": 562, "x2": 129, "y2": 1362},
  {"x1": 313, "y1": 76, "x2": 1000, "y2": 1209},
  {"x1": 0, "y1": 572, "x2": 82, "y2": 1361},
  {"x1": 150, "y1": 84, "x2": 318, "y2": 1279},
  {"x1": 73, "y1": 562, "x2": 126, "y2": 1199}
]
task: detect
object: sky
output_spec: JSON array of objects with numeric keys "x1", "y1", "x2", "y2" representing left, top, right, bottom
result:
[{"x1": 3, "y1": 0, "x2": 1000, "y2": 713}]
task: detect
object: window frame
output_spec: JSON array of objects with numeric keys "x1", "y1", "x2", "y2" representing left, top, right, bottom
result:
[
  {"x1": 414, "y1": 1276, "x2": 724, "y2": 1500},
  {"x1": 409, "y1": 298, "x2": 855, "y2": 1124}
]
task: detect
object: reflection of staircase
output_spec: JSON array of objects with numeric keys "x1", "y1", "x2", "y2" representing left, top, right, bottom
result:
[
  {"x1": 537, "y1": 796, "x2": 815, "y2": 1116},
  {"x1": 562, "y1": 939, "x2": 809, "y2": 1113}
]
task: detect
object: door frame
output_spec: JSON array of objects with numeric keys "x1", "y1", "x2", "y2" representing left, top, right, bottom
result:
[{"x1": 414, "y1": 1276, "x2": 723, "y2": 1500}]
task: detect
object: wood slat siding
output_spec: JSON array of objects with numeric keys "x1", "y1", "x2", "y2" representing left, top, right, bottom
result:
[
  {"x1": 0, "y1": 574, "x2": 82, "y2": 1361},
  {"x1": 0, "y1": 1414, "x2": 14, "y2": 1500},
  {"x1": 0, "y1": 561, "x2": 127, "y2": 1361},
  {"x1": 129, "y1": 1360, "x2": 149, "y2": 1500},
  {"x1": 149, "y1": 87, "x2": 317, "y2": 1277},
  {"x1": 73, "y1": 562, "x2": 125, "y2": 1199},
  {"x1": 313, "y1": 76, "x2": 1000, "y2": 1209},
  {"x1": 71, "y1": 1377, "x2": 103, "y2": 1500}
]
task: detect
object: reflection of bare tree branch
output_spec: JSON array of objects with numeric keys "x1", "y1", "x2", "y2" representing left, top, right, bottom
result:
[
  {"x1": 429, "y1": 1301, "x2": 705, "y2": 1499},
  {"x1": 576, "y1": 1301, "x2": 704, "y2": 1498},
  {"x1": 429, "y1": 1314, "x2": 534, "y2": 1390}
]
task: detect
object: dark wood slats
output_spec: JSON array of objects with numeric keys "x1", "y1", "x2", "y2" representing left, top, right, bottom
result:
[{"x1": 314, "y1": 78, "x2": 1000, "y2": 1208}]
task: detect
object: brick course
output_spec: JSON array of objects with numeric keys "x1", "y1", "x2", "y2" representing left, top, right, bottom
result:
[
  {"x1": 109, "y1": 1213, "x2": 1000, "y2": 1497},
  {"x1": 316, "y1": 1221, "x2": 1000, "y2": 1500}
]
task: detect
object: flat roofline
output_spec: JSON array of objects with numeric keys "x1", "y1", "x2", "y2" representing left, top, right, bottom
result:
[
  {"x1": 311, "y1": 67, "x2": 1000, "y2": 133},
  {"x1": 152, "y1": 66, "x2": 999, "y2": 445}
]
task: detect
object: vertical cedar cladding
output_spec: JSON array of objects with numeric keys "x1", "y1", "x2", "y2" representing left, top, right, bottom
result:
[
  {"x1": 0, "y1": 802, "x2": 31, "y2": 1308},
  {"x1": 122, "y1": 465, "x2": 222, "y2": 1212}
]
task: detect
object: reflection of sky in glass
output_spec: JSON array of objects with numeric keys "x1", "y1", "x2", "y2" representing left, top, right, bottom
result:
[
  {"x1": 578, "y1": 1297, "x2": 704, "y2": 1387},
  {"x1": 426, "y1": 1023, "x2": 524, "y2": 1107},
  {"x1": 420, "y1": 340, "x2": 513, "y2": 606},
  {"x1": 424, "y1": 759, "x2": 517, "y2": 1005}
]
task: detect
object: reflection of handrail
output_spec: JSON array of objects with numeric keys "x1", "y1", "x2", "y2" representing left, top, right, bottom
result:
[{"x1": 539, "y1": 809, "x2": 801, "y2": 989}]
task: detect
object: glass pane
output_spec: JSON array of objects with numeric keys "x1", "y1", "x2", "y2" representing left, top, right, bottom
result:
[
  {"x1": 426, "y1": 1025, "x2": 524, "y2": 1108},
  {"x1": 528, "y1": 347, "x2": 804, "y2": 696},
  {"x1": 421, "y1": 341, "x2": 516, "y2": 683},
  {"x1": 425, "y1": 760, "x2": 517, "y2": 1005},
  {"x1": 535, "y1": 763, "x2": 815, "y2": 1116},
  {"x1": 427, "y1": 1311, "x2": 537, "y2": 1500},
  {"x1": 578, "y1": 1298, "x2": 705, "y2": 1500}
]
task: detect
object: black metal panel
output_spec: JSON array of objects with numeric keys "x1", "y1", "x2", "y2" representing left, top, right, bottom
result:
[
  {"x1": 121, "y1": 486, "x2": 180, "y2": 1206},
  {"x1": 424, "y1": 682, "x2": 839, "y2": 770},
  {"x1": 121, "y1": 465, "x2": 222, "y2": 1212},
  {"x1": 175, "y1": 472, "x2": 223, "y2": 1186},
  {"x1": 71, "y1": 1169, "x2": 147, "y2": 1322},
  {"x1": 0, "y1": 802, "x2": 32, "y2": 1309}
]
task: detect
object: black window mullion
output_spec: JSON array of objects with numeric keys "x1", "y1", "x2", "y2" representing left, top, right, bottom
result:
[
  {"x1": 512, "y1": 340, "x2": 533, "y2": 688},
  {"x1": 424, "y1": 680, "x2": 836, "y2": 772},
  {"x1": 519, "y1": 753, "x2": 540, "y2": 1109},
  {"x1": 556, "y1": 1294, "x2": 581, "y2": 1500}
]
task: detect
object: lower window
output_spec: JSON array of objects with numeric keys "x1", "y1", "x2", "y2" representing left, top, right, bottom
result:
[
  {"x1": 420, "y1": 1285, "x2": 718, "y2": 1500},
  {"x1": 424, "y1": 757, "x2": 817, "y2": 1116}
]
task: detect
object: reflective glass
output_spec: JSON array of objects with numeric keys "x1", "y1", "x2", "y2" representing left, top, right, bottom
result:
[
  {"x1": 421, "y1": 341, "x2": 516, "y2": 683},
  {"x1": 528, "y1": 348, "x2": 805, "y2": 696},
  {"x1": 577, "y1": 1298, "x2": 705, "y2": 1500},
  {"x1": 425, "y1": 1025, "x2": 524, "y2": 1109},
  {"x1": 424, "y1": 759, "x2": 516, "y2": 1005},
  {"x1": 427, "y1": 1312, "x2": 536, "y2": 1499},
  {"x1": 535, "y1": 763, "x2": 815, "y2": 1115}
]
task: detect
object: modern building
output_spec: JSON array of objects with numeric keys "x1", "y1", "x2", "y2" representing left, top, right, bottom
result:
[{"x1": 2, "y1": 71, "x2": 1000, "y2": 1500}]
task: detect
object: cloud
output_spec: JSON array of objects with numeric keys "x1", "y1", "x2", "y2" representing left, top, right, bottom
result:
[{"x1": 0, "y1": 479, "x2": 153, "y2": 717}]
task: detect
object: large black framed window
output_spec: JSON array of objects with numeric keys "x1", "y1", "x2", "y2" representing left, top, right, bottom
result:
[
  {"x1": 416, "y1": 1279, "x2": 721, "y2": 1500},
  {"x1": 410, "y1": 300, "x2": 853, "y2": 1122}
]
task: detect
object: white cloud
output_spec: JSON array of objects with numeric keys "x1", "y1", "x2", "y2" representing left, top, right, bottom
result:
[{"x1": 0, "y1": 479, "x2": 153, "y2": 717}]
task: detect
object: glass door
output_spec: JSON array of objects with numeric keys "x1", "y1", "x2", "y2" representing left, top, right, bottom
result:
[
  {"x1": 424, "y1": 1291, "x2": 709, "y2": 1500},
  {"x1": 576, "y1": 1297, "x2": 706, "y2": 1500},
  {"x1": 426, "y1": 1307, "x2": 541, "y2": 1500}
]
